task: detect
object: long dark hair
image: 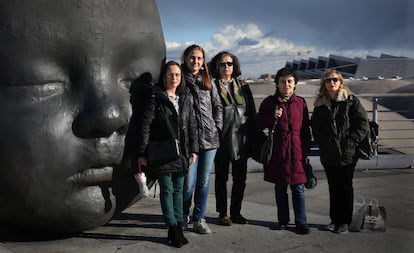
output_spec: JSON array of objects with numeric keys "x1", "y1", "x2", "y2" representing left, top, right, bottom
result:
[
  {"x1": 181, "y1": 44, "x2": 212, "y2": 90},
  {"x1": 157, "y1": 60, "x2": 186, "y2": 95}
]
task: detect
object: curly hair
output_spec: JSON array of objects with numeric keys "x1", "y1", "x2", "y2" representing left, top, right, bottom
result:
[{"x1": 208, "y1": 51, "x2": 241, "y2": 79}]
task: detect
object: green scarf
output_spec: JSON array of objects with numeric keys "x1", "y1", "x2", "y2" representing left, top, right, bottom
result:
[
  {"x1": 279, "y1": 92, "x2": 293, "y2": 102},
  {"x1": 217, "y1": 79, "x2": 245, "y2": 106}
]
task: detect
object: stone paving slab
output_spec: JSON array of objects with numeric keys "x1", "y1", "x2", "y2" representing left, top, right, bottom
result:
[{"x1": 1, "y1": 169, "x2": 414, "y2": 253}]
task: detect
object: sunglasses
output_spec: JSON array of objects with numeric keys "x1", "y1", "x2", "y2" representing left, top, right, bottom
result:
[
  {"x1": 324, "y1": 77, "x2": 339, "y2": 83},
  {"x1": 219, "y1": 62, "x2": 234, "y2": 67}
]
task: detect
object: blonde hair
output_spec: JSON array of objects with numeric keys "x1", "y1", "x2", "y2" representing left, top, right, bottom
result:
[{"x1": 317, "y1": 69, "x2": 352, "y2": 99}]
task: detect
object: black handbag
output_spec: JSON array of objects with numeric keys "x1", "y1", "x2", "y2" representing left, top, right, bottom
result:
[
  {"x1": 259, "y1": 122, "x2": 276, "y2": 165},
  {"x1": 146, "y1": 99, "x2": 181, "y2": 165},
  {"x1": 255, "y1": 106, "x2": 281, "y2": 165},
  {"x1": 147, "y1": 139, "x2": 180, "y2": 165},
  {"x1": 249, "y1": 129, "x2": 267, "y2": 163}
]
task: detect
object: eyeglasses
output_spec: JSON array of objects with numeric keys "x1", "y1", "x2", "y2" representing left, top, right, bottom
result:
[
  {"x1": 219, "y1": 62, "x2": 234, "y2": 67},
  {"x1": 324, "y1": 77, "x2": 339, "y2": 83}
]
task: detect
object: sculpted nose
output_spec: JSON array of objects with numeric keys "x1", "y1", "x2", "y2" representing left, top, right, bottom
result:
[{"x1": 72, "y1": 87, "x2": 131, "y2": 138}]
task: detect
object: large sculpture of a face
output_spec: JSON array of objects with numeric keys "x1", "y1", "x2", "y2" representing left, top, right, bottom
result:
[{"x1": 0, "y1": 0, "x2": 165, "y2": 233}]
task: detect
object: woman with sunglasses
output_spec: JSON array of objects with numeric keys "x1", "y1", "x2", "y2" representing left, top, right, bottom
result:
[
  {"x1": 311, "y1": 69, "x2": 369, "y2": 234},
  {"x1": 181, "y1": 44, "x2": 223, "y2": 234},
  {"x1": 256, "y1": 67, "x2": 312, "y2": 234},
  {"x1": 208, "y1": 51, "x2": 257, "y2": 226}
]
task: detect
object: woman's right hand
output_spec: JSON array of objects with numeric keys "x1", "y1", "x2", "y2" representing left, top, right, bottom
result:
[
  {"x1": 275, "y1": 108, "x2": 283, "y2": 119},
  {"x1": 189, "y1": 153, "x2": 197, "y2": 165},
  {"x1": 137, "y1": 157, "x2": 148, "y2": 172}
]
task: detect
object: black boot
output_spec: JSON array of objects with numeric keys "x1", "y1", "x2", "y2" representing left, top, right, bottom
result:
[
  {"x1": 168, "y1": 226, "x2": 183, "y2": 248},
  {"x1": 177, "y1": 222, "x2": 189, "y2": 244}
]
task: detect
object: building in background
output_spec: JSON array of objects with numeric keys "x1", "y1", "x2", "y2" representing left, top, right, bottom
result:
[{"x1": 284, "y1": 54, "x2": 414, "y2": 80}]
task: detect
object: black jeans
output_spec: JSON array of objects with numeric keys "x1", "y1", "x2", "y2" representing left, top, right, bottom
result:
[
  {"x1": 214, "y1": 154, "x2": 247, "y2": 217},
  {"x1": 324, "y1": 162, "x2": 356, "y2": 225}
]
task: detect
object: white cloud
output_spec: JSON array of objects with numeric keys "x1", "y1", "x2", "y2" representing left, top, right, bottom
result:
[
  {"x1": 165, "y1": 23, "x2": 311, "y2": 77},
  {"x1": 165, "y1": 23, "x2": 414, "y2": 78},
  {"x1": 165, "y1": 41, "x2": 182, "y2": 49}
]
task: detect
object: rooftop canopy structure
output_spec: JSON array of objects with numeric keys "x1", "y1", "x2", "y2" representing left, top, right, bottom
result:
[{"x1": 285, "y1": 54, "x2": 414, "y2": 79}]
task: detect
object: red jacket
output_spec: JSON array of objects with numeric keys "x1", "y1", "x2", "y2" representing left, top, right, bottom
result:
[{"x1": 256, "y1": 93, "x2": 311, "y2": 184}]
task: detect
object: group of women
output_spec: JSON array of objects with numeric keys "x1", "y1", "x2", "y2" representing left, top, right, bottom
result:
[{"x1": 136, "y1": 44, "x2": 370, "y2": 248}]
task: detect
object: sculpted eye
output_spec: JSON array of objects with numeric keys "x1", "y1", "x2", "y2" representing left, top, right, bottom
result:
[
  {"x1": 0, "y1": 81, "x2": 68, "y2": 101},
  {"x1": 119, "y1": 79, "x2": 133, "y2": 91},
  {"x1": 34, "y1": 82, "x2": 67, "y2": 100}
]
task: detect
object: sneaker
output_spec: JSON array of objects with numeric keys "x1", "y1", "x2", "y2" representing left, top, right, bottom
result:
[
  {"x1": 296, "y1": 224, "x2": 311, "y2": 234},
  {"x1": 193, "y1": 219, "x2": 212, "y2": 234},
  {"x1": 218, "y1": 215, "x2": 232, "y2": 226},
  {"x1": 334, "y1": 224, "x2": 349, "y2": 234},
  {"x1": 230, "y1": 214, "x2": 248, "y2": 224},
  {"x1": 182, "y1": 215, "x2": 191, "y2": 230},
  {"x1": 325, "y1": 223, "x2": 335, "y2": 231}
]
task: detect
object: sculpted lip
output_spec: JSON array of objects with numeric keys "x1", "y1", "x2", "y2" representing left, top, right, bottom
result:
[
  {"x1": 67, "y1": 132, "x2": 125, "y2": 186},
  {"x1": 68, "y1": 166, "x2": 113, "y2": 186}
]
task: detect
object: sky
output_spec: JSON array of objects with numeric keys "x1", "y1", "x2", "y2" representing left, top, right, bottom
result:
[{"x1": 155, "y1": 0, "x2": 414, "y2": 78}]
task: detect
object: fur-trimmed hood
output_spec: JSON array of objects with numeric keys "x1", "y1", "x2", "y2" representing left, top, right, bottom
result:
[{"x1": 314, "y1": 88, "x2": 350, "y2": 107}]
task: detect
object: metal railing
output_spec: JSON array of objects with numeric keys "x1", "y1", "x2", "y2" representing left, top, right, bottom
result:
[
  {"x1": 253, "y1": 93, "x2": 414, "y2": 155},
  {"x1": 360, "y1": 93, "x2": 414, "y2": 153}
]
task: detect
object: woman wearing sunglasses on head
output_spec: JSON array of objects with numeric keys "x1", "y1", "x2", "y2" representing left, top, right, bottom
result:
[
  {"x1": 311, "y1": 69, "x2": 369, "y2": 234},
  {"x1": 208, "y1": 51, "x2": 257, "y2": 226}
]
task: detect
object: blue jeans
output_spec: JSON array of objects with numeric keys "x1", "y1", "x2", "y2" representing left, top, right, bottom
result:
[
  {"x1": 183, "y1": 149, "x2": 217, "y2": 222},
  {"x1": 274, "y1": 184, "x2": 307, "y2": 225}
]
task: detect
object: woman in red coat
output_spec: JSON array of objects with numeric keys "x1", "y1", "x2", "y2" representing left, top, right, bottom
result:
[{"x1": 256, "y1": 67, "x2": 312, "y2": 234}]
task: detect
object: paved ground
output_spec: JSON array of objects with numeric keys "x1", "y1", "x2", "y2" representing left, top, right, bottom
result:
[{"x1": 1, "y1": 166, "x2": 414, "y2": 253}]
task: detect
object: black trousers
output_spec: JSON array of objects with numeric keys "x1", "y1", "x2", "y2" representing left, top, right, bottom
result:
[
  {"x1": 214, "y1": 154, "x2": 247, "y2": 217},
  {"x1": 324, "y1": 162, "x2": 356, "y2": 225}
]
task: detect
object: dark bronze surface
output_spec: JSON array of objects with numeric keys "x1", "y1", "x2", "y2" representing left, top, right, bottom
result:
[{"x1": 0, "y1": 0, "x2": 165, "y2": 233}]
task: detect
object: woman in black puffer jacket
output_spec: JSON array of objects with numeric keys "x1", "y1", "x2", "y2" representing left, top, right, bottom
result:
[
  {"x1": 311, "y1": 69, "x2": 369, "y2": 234},
  {"x1": 137, "y1": 61, "x2": 198, "y2": 248}
]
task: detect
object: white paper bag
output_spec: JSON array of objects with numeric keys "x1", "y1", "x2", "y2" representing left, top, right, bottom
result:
[{"x1": 349, "y1": 195, "x2": 366, "y2": 232}]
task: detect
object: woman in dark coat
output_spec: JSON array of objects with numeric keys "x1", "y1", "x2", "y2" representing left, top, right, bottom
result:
[
  {"x1": 137, "y1": 61, "x2": 198, "y2": 248},
  {"x1": 256, "y1": 67, "x2": 312, "y2": 234},
  {"x1": 209, "y1": 51, "x2": 257, "y2": 226},
  {"x1": 311, "y1": 69, "x2": 369, "y2": 234}
]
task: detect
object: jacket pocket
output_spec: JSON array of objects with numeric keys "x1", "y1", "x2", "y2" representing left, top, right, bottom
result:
[{"x1": 341, "y1": 138, "x2": 356, "y2": 165}]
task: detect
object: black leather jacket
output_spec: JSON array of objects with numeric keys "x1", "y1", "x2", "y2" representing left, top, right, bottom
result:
[{"x1": 214, "y1": 79, "x2": 257, "y2": 160}]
